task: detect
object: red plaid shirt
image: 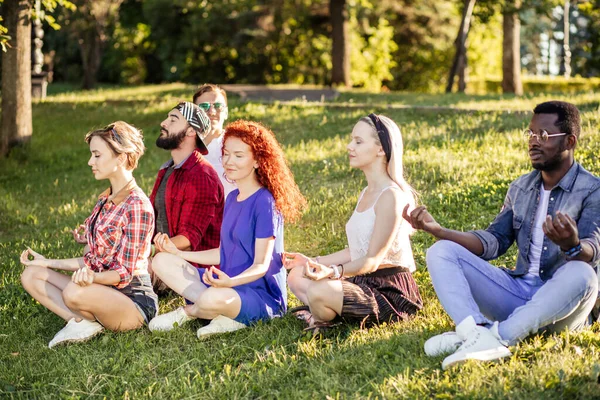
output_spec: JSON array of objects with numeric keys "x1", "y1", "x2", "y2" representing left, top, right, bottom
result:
[
  {"x1": 149, "y1": 149, "x2": 224, "y2": 268},
  {"x1": 83, "y1": 180, "x2": 155, "y2": 289}
]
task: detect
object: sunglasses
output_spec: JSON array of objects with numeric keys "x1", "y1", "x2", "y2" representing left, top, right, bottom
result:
[{"x1": 196, "y1": 102, "x2": 227, "y2": 112}]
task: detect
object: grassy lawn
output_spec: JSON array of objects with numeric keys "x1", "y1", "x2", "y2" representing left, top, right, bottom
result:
[{"x1": 1, "y1": 84, "x2": 600, "y2": 398}]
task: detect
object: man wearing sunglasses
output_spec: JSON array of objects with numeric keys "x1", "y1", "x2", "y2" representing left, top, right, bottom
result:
[
  {"x1": 148, "y1": 102, "x2": 225, "y2": 291},
  {"x1": 404, "y1": 101, "x2": 600, "y2": 369},
  {"x1": 193, "y1": 84, "x2": 236, "y2": 197}
]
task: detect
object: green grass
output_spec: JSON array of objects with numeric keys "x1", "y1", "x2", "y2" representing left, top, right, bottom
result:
[{"x1": 2, "y1": 84, "x2": 600, "y2": 398}]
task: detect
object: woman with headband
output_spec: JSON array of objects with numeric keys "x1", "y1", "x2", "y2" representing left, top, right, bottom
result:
[
  {"x1": 283, "y1": 114, "x2": 423, "y2": 333},
  {"x1": 20, "y1": 121, "x2": 157, "y2": 348}
]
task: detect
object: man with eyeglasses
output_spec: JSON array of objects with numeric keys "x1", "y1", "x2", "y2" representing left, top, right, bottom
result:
[
  {"x1": 193, "y1": 84, "x2": 236, "y2": 197},
  {"x1": 148, "y1": 102, "x2": 224, "y2": 292},
  {"x1": 404, "y1": 101, "x2": 600, "y2": 369}
]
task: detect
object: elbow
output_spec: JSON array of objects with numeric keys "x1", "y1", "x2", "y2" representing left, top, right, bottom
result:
[
  {"x1": 363, "y1": 257, "x2": 381, "y2": 274},
  {"x1": 254, "y1": 263, "x2": 270, "y2": 278}
]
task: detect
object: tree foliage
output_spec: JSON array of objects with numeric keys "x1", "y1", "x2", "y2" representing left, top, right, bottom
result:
[
  {"x1": 0, "y1": 0, "x2": 75, "y2": 51},
  {"x1": 25, "y1": 0, "x2": 600, "y2": 92},
  {"x1": 43, "y1": 0, "x2": 460, "y2": 91}
]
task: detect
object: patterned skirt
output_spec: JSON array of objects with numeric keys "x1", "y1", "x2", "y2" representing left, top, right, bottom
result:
[{"x1": 341, "y1": 266, "x2": 423, "y2": 327}]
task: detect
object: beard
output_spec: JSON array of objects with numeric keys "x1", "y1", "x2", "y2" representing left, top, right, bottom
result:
[
  {"x1": 156, "y1": 127, "x2": 187, "y2": 150},
  {"x1": 531, "y1": 141, "x2": 567, "y2": 171}
]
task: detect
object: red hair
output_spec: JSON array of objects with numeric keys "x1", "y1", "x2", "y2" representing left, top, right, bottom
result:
[{"x1": 223, "y1": 120, "x2": 306, "y2": 223}]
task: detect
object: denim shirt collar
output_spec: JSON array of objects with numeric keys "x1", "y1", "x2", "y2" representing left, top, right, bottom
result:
[{"x1": 527, "y1": 161, "x2": 579, "y2": 193}]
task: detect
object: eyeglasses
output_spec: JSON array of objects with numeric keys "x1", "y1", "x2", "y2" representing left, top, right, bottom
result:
[
  {"x1": 196, "y1": 102, "x2": 227, "y2": 112},
  {"x1": 524, "y1": 128, "x2": 568, "y2": 143}
]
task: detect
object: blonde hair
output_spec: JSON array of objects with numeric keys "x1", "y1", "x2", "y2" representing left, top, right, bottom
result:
[
  {"x1": 85, "y1": 121, "x2": 145, "y2": 170},
  {"x1": 360, "y1": 115, "x2": 417, "y2": 209}
]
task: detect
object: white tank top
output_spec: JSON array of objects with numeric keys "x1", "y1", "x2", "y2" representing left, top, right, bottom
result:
[{"x1": 345, "y1": 186, "x2": 416, "y2": 272}]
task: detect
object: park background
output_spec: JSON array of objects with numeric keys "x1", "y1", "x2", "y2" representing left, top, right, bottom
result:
[{"x1": 1, "y1": 0, "x2": 600, "y2": 398}]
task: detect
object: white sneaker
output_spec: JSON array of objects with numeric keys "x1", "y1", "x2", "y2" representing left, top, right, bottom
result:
[
  {"x1": 149, "y1": 307, "x2": 194, "y2": 332},
  {"x1": 197, "y1": 315, "x2": 247, "y2": 338},
  {"x1": 424, "y1": 331, "x2": 463, "y2": 357},
  {"x1": 442, "y1": 316, "x2": 511, "y2": 370},
  {"x1": 48, "y1": 318, "x2": 104, "y2": 348}
]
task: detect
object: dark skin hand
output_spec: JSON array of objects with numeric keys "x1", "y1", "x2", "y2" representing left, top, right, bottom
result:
[{"x1": 542, "y1": 211, "x2": 579, "y2": 250}]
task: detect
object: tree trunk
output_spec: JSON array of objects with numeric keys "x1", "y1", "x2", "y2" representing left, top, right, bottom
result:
[
  {"x1": 80, "y1": 29, "x2": 102, "y2": 90},
  {"x1": 559, "y1": 0, "x2": 571, "y2": 78},
  {"x1": 502, "y1": 0, "x2": 523, "y2": 95},
  {"x1": 446, "y1": 0, "x2": 476, "y2": 93},
  {"x1": 330, "y1": 0, "x2": 350, "y2": 87},
  {"x1": 1, "y1": 0, "x2": 32, "y2": 157}
]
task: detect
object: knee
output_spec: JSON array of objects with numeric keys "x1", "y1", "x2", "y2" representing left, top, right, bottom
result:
[
  {"x1": 21, "y1": 266, "x2": 44, "y2": 291},
  {"x1": 559, "y1": 261, "x2": 598, "y2": 294},
  {"x1": 61, "y1": 282, "x2": 86, "y2": 309},
  {"x1": 287, "y1": 267, "x2": 304, "y2": 295},
  {"x1": 426, "y1": 240, "x2": 460, "y2": 269},
  {"x1": 151, "y1": 252, "x2": 178, "y2": 277},
  {"x1": 196, "y1": 289, "x2": 228, "y2": 313}
]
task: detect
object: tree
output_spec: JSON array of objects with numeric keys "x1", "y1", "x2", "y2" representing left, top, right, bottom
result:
[
  {"x1": 1, "y1": 0, "x2": 32, "y2": 157},
  {"x1": 446, "y1": 0, "x2": 477, "y2": 92},
  {"x1": 559, "y1": 0, "x2": 571, "y2": 77},
  {"x1": 330, "y1": 0, "x2": 350, "y2": 87},
  {"x1": 63, "y1": 0, "x2": 123, "y2": 89},
  {"x1": 0, "y1": 0, "x2": 74, "y2": 157},
  {"x1": 502, "y1": 0, "x2": 523, "y2": 95}
]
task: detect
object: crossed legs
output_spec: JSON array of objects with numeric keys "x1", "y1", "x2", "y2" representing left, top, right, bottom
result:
[
  {"x1": 21, "y1": 266, "x2": 144, "y2": 331},
  {"x1": 426, "y1": 240, "x2": 598, "y2": 345},
  {"x1": 151, "y1": 252, "x2": 242, "y2": 320},
  {"x1": 287, "y1": 265, "x2": 343, "y2": 322}
]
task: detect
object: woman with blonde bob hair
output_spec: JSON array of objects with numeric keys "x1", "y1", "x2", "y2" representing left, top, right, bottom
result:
[
  {"x1": 283, "y1": 114, "x2": 423, "y2": 333},
  {"x1": 149, "y1": 120, "x2": 306, "y2": 337},
  {"x1": 20, "y1": 121, "x2": 157, "y2": 348}
]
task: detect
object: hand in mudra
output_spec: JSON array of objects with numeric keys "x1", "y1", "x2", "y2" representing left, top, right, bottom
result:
[
  {"x1": 403, "y1": 204, "x2": 442, "y2": 235},
  {"x1": 154, "y1": 233, "x2": 179, "y2": 255},
  {"x1": 282, "y1": 252, "x2": 310, "y2": 270}
]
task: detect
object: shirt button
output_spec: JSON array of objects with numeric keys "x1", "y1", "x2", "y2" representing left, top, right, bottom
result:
[
  {"x1": 543, "y1": 246, "x2": 547, "y2": 250},
  {"x1": 550, "y1": 198, "x2": 554, "y2": 201}
]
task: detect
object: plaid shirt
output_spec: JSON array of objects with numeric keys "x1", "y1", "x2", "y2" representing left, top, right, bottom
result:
[
  {"x1": 83, "y1": 180, "x2": 155, "y2": 289},
  {"x1": 149, "y1": 149, "x2": 224, "y2": 268}
]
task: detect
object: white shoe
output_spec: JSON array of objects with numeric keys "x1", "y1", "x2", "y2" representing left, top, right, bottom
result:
[
  {"x1": 197, "y1": 315, "x2": 246, "y2": 338},
  {"x1": 149, "y1": 307, "x2": 194, "y2": 332},
  {"x1": 424, "y1": 331, "x2": 463, "y2": 357},
  {"x1": 48, "y1": 318, "x2": 104, "y2": 348},
  {"x1": 442, "y1": 316, "x2": 511, "y2": 370}
]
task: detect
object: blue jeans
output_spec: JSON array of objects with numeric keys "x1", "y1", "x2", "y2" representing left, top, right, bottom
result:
[{"x1": 427, "y1": 240, "x2": 598, "y2": 345}]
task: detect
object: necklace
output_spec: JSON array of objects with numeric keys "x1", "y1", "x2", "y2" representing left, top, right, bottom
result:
[{"x1": 108, "y1": 178, "x2": 135, "y2": 203}]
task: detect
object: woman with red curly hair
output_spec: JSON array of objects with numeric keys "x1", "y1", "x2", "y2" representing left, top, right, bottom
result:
[{"x1": 148, "y1": 120, "x2": 306, "y2": 337}]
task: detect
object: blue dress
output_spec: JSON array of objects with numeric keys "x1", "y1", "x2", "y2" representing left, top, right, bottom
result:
[{"x1": 219, "y1": 187, "x2": 287, "y2": 325}]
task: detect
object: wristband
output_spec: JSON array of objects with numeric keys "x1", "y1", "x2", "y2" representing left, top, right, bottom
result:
[
  {"x1": 329, "y1": 264, "x2": 341, "y2": 279},
  {"x1": 150, "y1": 245, "x2": 156, "y2": 258},
  {"x1": 563, "y1": 242, "x2": 582, "y2": 259}
]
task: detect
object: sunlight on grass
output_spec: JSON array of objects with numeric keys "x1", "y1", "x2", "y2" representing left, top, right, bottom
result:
[{"x1": 1, "y1": 86, "x2": 600, "y2": 398}]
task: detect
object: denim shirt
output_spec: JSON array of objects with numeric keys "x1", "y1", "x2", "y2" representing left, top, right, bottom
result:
[{"x1": 471, "y1": 162, "x2": 600, "y2": 281}]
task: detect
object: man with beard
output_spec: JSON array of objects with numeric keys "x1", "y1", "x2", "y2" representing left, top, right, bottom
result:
[
  {"x1": 149, "y1": 102, "x2": 224, "y2": 288},
  {"x1": 403, "y1": 101, "x2": 600, "y2": 369}
]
